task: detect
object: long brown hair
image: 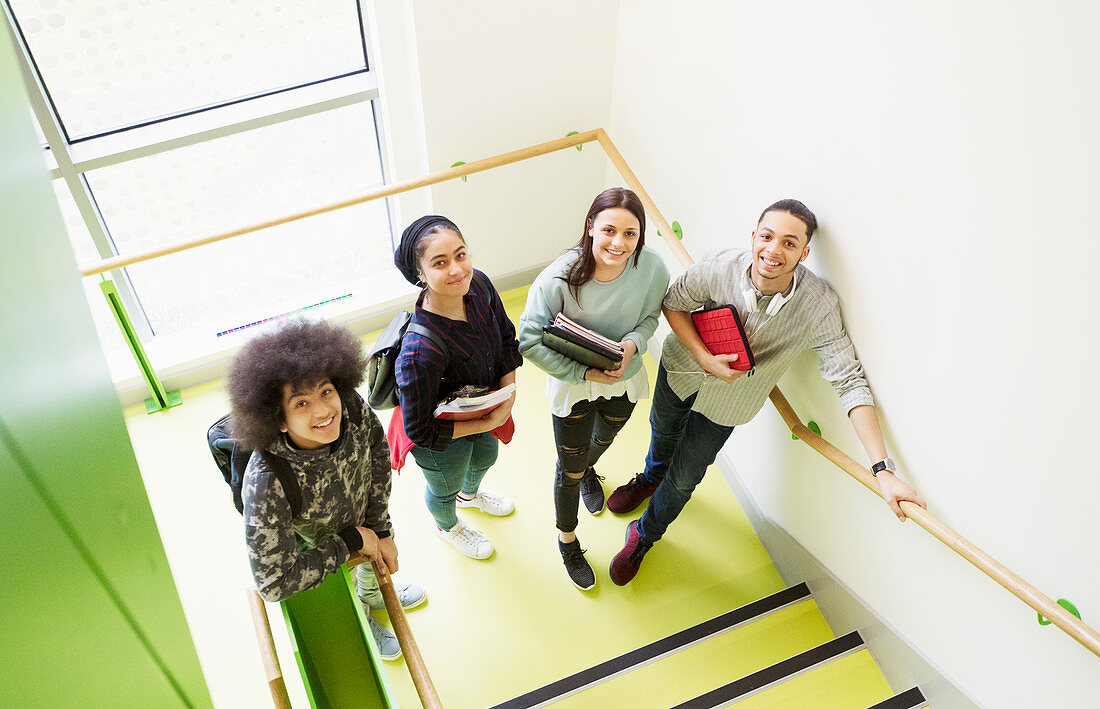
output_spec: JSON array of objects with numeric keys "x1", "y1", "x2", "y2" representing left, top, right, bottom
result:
[{"x1": 561, "y1": 187, "x2": 646, "y2": 303}]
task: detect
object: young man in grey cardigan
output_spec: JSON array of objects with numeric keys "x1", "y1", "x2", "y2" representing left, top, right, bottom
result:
[{"x1": 608, "y1": 199, "x2": 926, "y2": 585}]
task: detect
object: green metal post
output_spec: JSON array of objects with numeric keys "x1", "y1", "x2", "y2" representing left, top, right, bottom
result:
[{"x1": 99, "y1": 277, "x2": 182, "y2": 413}]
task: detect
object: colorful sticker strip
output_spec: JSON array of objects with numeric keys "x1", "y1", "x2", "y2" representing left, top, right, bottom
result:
[{"x1": 216, "y1": 293, "x2": 354, "y2": 338}]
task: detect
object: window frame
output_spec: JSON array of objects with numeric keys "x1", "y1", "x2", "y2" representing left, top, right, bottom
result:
[{"x1": 2, "y1": 0, "x2": 405, "y2": 394}]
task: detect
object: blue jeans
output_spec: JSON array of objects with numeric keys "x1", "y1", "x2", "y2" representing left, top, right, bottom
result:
[
  {"x1": 637, "y1": 364, "x2": 735, "y2": 544},
  {"x1": 410, "y1": 433, "x2": 499, "y2": 529}
]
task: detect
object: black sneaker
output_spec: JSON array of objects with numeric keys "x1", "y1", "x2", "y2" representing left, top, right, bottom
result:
[
  {"x1": 579, "y1": 467, "x2": 605, "y2": 515},
  {"x1": 558, "y1": 539, "x2": 596, "y2": 590}
]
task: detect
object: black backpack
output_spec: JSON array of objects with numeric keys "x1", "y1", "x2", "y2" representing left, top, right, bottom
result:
[
  {"x1": 207, "y1": 391, "x2": 364, "y2": 515},
  {"x1": 365, "y1": 313, "x2": 448, "y2": 410}
]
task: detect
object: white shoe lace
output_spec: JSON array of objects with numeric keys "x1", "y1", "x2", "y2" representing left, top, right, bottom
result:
[
  {"x1": 458, "y1": 524, "x2": 488, "y2": 550},
  {"x1": 469, "y1": 490, "x2": 512, "y2": 514},
  {"x1": 368, "y1": 616, "x2": 395, "y2": 644},
  {"x1": 444, "y1": 521, "x2": 489, "y2": 554}
]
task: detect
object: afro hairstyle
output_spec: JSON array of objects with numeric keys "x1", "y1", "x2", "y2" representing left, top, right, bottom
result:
[{"x1": 226, "y1": 319, "x2": 367, "y2": 450}]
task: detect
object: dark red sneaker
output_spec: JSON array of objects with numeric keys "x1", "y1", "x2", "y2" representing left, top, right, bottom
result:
[
  {"x1": 607, "y1": 474, "x2": 659, "y2": 514},
  {"x1": 610, "y1": 520, "x2": 652, "y2": 586}
]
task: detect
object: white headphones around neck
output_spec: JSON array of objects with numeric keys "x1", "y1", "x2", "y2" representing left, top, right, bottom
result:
[{"x1": 744, "y1": 270, "x2": 798, "y2": 317}]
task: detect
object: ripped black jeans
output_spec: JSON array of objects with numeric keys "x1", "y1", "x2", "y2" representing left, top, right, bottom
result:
[{"x1": 552, "y1": 394, "x2": 637, "y2": 532}]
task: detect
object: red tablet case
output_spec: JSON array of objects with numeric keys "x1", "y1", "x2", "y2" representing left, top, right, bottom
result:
[{"x1": 691, "y1": 306, "x2": 754, "y2": 371}]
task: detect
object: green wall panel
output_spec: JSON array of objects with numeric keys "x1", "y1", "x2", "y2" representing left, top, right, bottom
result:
[
  {"x1": 0, "y1": 22, "x2": 210, "y2": 709},
  {"x1": 0, "y1": 439, "x2": 201, "y2": 707}
]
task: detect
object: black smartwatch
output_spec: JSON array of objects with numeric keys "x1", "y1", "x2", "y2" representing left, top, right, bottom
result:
[{"x1": 870, "y1": 457, "x2": 896, "y2": 477}]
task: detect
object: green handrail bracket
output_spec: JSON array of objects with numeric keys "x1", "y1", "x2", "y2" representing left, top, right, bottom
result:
[
  {"x1": 566, "y1": 131, "x2": 583, "y2": 150},
  {"x1": 793, "y1": 420, "x2": 821, "y2": 441},
  {"x1": 1038, "y1": 598, "x2": 1082, "y2": 626},
  {"x1": 450, "y1": 161, "x2": 468, "y2": 182},
  {"x1": 100, "y1": 277, "x2": 182, "y2": 414},
  {"x1": 657, "y1": 221, "x2": 683, "y2": 240}
]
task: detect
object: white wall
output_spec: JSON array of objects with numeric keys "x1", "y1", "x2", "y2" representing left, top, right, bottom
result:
[
  {"x1": 384, "y1": 0, "x2": 622, "y2": 280},
  {"x1": 609, "y1": 1, "x2": 1100, "y2": 706}
]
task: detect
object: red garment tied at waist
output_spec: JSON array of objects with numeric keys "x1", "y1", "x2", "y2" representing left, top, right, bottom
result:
[{"x1": 386, "y1": 404, "x2": 515, "y2": 472}]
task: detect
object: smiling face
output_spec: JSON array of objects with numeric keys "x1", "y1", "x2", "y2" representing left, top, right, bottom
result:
[
  {"x1": 279, "y1": 378, "x2": 342, "y2": 450},
  {"x1": 750, "y1": 210, "x2": 811, "y2": 294},
  {"x1": 588, "y1": 207, "x2": 641, "y2": 279},
  {"x1": 417, "y1": 228, "x2": 472, "y2": 299}
]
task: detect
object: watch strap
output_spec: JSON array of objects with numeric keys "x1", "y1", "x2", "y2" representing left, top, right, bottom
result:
[{"x1": 871, "y1": 457, "x2": 895, "y2": 477}]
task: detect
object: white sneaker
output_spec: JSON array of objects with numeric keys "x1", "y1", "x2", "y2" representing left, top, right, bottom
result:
[
  {"x1": 455, "y1": 489, "x2": 515, "y2": 516},
  {"x1": 367, "y1": 616, "x2": 401, "y2": 661},
  {"x1": 435, "y1": 519, "x2": 494, "y2": 559},
  {"x1": 360, "y1": 581, "x2": 428, "y2": 612}
]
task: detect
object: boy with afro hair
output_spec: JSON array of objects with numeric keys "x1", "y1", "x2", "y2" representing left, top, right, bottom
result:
[{"x1": 227, "y1": 319, "x2": 425, "y2": 661}]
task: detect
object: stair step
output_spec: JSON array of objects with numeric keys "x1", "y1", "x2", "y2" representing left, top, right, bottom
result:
[
  {"x1": 490, "y1": 584, "x2": 815, "y2": 709},
  {"x1": 731, "y1": 648, "x2": 895, "y2": 708},
  {"x1": 867, "y1": 686, "x2": 927, "y2": 709},
  {"x1": 554, "y1": 600, "x2": 834, "y2": 708},
  {"x1": 670, "y1": 631, "x2": 862, "y2": 708}
]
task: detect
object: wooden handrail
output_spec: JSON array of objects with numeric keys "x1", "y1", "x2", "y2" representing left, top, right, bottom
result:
[
  {"x1": 766, "y1": 389, "x2": 1100, "y2": 657},
  {"x1": 78, "y1": 129, "x2": 600, "y2": 277},
  {"x1": 595, "y1": 129, "x2": 693, "y2": 270},
  {"x1": 246, "y1": 588, "x2": 293, "y2": 709},
  {"x1": 87, "y1": 127, "x2": 1098, "y2": 660},
  {"x1": 602, "y1": 128, "x2": 1100, "y2": 658},
  {"x1": 369, "y1": 559, "x2": 443, "y2": 709}
]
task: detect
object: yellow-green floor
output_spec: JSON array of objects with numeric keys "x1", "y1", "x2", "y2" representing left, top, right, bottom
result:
[{"x1": 123, "y1": 285, "x2": 898, "y2": 708}]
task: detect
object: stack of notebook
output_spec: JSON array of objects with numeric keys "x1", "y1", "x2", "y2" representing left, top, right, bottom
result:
[{"x1": 542, "y1": 314, "x2": 625, "y2": 371}]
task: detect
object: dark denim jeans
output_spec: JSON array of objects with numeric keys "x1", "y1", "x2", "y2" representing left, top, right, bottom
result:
[
  {"x1": 552, "y1": 394, "x2": 636, "y2": 532},
  {"x1": 637, "y1": 364, "x2": 735, "y2": 543}
]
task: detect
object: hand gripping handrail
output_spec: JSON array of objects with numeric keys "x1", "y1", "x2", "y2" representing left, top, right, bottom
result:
[
  {"x1": 248, "y1": 558, "x2": 443, "y2": 709},
  {"x1": 82, "y1": 129, "x2": 1098, "y2": 660},
  {"x1": 766, "y1": 388, "x2": 1100, "y2": 656},
  {"x1": 597, "y1": 127, "x2": 1100, "y2": 658}
]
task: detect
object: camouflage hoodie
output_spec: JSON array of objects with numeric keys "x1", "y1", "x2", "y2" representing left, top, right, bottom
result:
[{"x1": 243, "y1": 392, "x2": 392, "y2": 602}]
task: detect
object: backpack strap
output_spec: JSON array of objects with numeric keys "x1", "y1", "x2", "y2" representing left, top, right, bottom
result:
[
  {"x1": 407, "y1": 322, "x2": 449, "y2": 367},
  {"x1": 341, "y1": 389, "x2": 365, "y2": 428},
  {"x1": 259, "y1": 451, "x2": 301, "y2": 519}
]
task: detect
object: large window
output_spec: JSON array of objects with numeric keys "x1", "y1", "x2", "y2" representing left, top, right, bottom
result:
[{"x1": 5, "y1": 0, "x2": 399, "y2": 382}]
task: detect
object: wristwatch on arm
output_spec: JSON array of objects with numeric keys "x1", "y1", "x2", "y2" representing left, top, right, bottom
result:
[{"x1": 870, "y1": 457, "x2": 896, "y2": 477}]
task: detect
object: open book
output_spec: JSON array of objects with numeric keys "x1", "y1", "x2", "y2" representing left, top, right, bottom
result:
[
  {"x1": 433, "y1": 383, "x2": 517, "y2": 420},
  {"x1": 541, "y1": 314, "x2": 625, "y2": 371}
]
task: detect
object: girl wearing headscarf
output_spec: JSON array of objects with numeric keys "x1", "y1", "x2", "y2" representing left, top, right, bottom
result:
[{"x1": 393, "y1": 215, "x2": 522, "y2": 560}]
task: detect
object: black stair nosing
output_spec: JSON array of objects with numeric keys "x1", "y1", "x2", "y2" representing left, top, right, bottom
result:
[
  {"x1": 867, "y1": 686, "x2": 927, "y2": 709},
  {"x1": 671, "y1": 630, "x2": 866, "y2": 709},
  {"x1": 488, "y1": 582, "x2": 813, "y2": 709}
]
